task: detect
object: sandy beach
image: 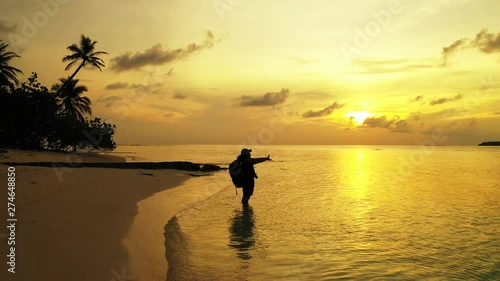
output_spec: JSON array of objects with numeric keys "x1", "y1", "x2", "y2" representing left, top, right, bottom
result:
[{"x1": 0, "y1": 149, "x2": 227, "y2": 281}]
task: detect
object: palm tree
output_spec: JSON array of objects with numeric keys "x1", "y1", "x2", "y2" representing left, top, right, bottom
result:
[
  {"x1": 56, "y1": 34, "x2": 107, "y2": 95},
  {"x1": 0, "y1": 41, "x2": 23, "y2": 87},
  {"x1": 52, "y1": 78, "x2": 91, "y2": 123}
]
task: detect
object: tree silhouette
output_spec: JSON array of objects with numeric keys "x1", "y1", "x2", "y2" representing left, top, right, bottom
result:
[
  {"x1": 0, "y1": 41, "x2": 23, "y2": 87},
  {"x1": 0, "y1": 37, "x2": 116, "y2": 152},
  {"x1": 52, "y1": 78, "x2": 91, "y2": 123},
  {"x1": 1, "y1": 73, "x2": 57, "y2": 149},
  {"x1": 56, "y1": 34, "x2": 107, "y2": 95}
]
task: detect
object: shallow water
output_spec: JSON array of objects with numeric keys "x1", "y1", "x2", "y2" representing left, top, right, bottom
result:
[{"x1": 116, "y1": 145, "x2": 500, "y2": 280}]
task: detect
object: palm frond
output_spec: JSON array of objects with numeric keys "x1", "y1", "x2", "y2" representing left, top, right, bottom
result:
[
  {"x1": 53, "y1": 78, "x2": 92, "y2": 123},
  {"x1": 73, "y1": 85, "x2": 88, "y2": 94},
  {"x1": 90, "y1": 51, "x2": 108, "y2": 56},
  {"x1": 64, "y1": 60, "x2": 81, "y2": 71},
  {"x1": 1, "y1": 70, "x2": 18, "y2": 83},
  {"x1": 60, "y1": 35, "x2": 107, "y2": 83},
  {"x1": 0, "y1": 42, "x2": 23, "y2": 85},
  {"x1": 62, "y1": 53, "x2": 82, "y2": 62},
  {"x1": 89, "y1": 62, "x2": 103, "y2": 71},
  {"x1": 66, "y1": 44, "x2": 81, "y2": 53}
]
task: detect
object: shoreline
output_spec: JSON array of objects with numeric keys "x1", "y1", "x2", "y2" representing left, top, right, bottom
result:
[
  {"x1": 1, "y1": 148, "x2": 224, "y2": 172},
  {"x1": 125, "y1": 173, "x2": 229, "y2": 281},
  {"x1": 0, "y1": 149, "x2": 229, "y2": 281},
  {"x1": 3, "y1": 161, "x2": 224, "y2": 172}
]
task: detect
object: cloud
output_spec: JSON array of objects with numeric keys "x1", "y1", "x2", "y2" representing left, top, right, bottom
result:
[
  {"x1": 240, "y1": 88, "x2": 289, "y2": 107},
  {"x1": 441, "y1": 39, "x2": 468, "y2": 66},
  {"x1": 105, "y1": 82, "x2": 129, "y2": 90},
  {"x1": 362, "y1": 116, "x2": 392, "y2": 128},
  {"x1": 421, "y1": 118, "x2": 477, "y2": 136},
  {"x1": 473, "y1": 29, "x2": 500, "y2": 53},
  {"x1": 129, "y1": 83, "x2": 164, "y2": 95},
  {"x1": 441, "y1": 29, "x2": 500, "y2": 66},
  {"x1": 392, "y1": 119, "x2": 411, "y2": 133},
  {"x1": 110, "y1": 31, "x2": 218, "y2": 72},
  {"x1": 302, "y1": 102, "x2": 344, "y2": 118},
  {"x1": 0, "y1": 20, "x2": 16, "y2": 33},
  {"x1": 149, "y1": 104, "x2": 180, "y2": 112},
  {"x1": 349, "y1": 58, "x2": 435, "y2": 74},
  {"x1": 411, "y1": 95, "x2": 424, "y2": 102},
  {"x1": 147, "y1": 101, "x2": 205, "y2": 120},
  {"x1": 173, "y1": 93, "x2": 187, "y2": 99},
  {"x1": 361, "y1": 115, "x2": 411, "y2": 133},
  {"x1": 95, "y1": 95, "x2": 122, "y2": 107},
  {"x1": 429, "y1": 93, "x2": 464, "y2": 105},
  {"x1": 415, "y1": 108, "x2": 468, "y2": 122},
  {"x1": 480, "y1": 82, "x2": 500, "y2": 91},
  {"x1": 103, "y1": 81, "x2": 165, "y2": 95}
]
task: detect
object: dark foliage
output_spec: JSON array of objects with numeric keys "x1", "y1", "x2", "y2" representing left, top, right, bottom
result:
[{"x1": 0, "y1": 73, "x2": 116, "y2": 152}]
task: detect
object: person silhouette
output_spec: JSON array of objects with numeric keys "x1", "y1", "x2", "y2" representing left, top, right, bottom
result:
[{"x1": 237, "y1": 148, "x2": 271, "y2": 205}]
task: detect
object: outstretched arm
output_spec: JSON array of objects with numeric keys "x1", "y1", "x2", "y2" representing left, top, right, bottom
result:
[{"x1": 252, "y1": 155, "x2": 271, "y2": 165}]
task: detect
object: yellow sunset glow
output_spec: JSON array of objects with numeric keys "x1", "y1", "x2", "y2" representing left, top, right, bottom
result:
[
  {"x1": 346, "y1": 111, "x2": 372, "y2": 125},
  {"x1": 1, "y1": 1, "x2": 499, "y2": 145}
]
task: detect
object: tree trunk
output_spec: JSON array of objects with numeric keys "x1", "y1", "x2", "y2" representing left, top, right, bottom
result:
[
  {"x1": 55, "y1": 62, "x2": 85, "y2": 96},
  {"x1": 67, "y1": 62, "x2": 85, "y2": 82}
]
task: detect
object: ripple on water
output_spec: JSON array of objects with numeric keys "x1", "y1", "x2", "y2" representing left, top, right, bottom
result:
[{"x1": 165, "y1": 146, "x2": 500, "y2": 280}]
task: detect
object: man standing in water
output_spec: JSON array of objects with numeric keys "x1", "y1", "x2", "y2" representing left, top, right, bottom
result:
[{"x1": 237, "y1": 148, "x2": 271, "y2": 205}]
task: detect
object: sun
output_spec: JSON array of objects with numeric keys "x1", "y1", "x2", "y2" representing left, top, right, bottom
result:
[{"x1": 345, "y1": 111, "x2": 372, "y2": 125}]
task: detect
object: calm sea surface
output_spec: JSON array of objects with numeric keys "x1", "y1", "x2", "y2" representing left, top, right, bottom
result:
[{"x1": 110, "y1": 145, "x2": 500, "y2": 280}]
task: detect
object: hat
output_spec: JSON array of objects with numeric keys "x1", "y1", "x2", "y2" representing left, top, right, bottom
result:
[{"x1": 241, "y1": 148, "x2": 252, "y2": 155}]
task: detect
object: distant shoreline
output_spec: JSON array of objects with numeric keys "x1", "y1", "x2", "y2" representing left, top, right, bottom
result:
[
  {"x1": 478, "y1": 141, "x2": 500, "y2": 146},
  {"x1": 2, "y1": 161, "x2": 224, "y2": 172},
  {"x1": 0, "y1": 148, "x2": 225, "y2": 171}
]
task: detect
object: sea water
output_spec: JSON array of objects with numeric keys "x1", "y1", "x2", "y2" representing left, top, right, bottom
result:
[{"x1": 111, "y1": 145, "x2": 500, "y2": 280}]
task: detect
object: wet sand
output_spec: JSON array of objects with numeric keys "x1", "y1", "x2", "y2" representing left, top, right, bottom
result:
[{"x1": 0, "y1": 149, "x2": 225, "y2": 281}]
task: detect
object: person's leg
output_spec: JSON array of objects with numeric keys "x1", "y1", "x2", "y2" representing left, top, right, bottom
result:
[
  {"x1": 241, "y1": 180, "x2": 254, "y2": 205},
  {"x1": 241, "y1": 185, "x2": 250, "y2": 204},
  {"x1": 241, "y1": 194, "x2": 250, "y2": 205}
]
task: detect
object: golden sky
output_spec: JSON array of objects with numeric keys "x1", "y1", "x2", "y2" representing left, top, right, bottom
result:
[{"x1": 1, "y1": 0, "x2": 500, "y2": 145}]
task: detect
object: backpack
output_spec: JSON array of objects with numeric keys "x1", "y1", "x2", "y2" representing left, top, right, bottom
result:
[{"x1": 229, "y1": 159, "x2": 244, "y2": 192}]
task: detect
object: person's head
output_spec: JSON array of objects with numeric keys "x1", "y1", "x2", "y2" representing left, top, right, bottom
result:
[{"x1": 240, "y1": 148, "x2": 252, "y2": 159}]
